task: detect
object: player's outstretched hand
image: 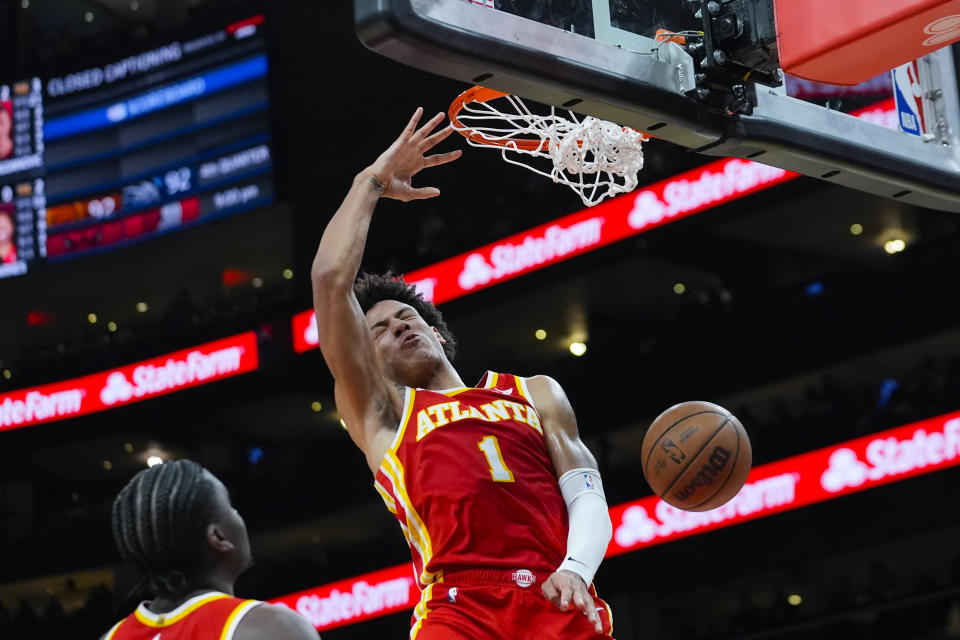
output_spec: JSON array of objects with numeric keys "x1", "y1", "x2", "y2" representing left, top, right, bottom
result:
[
  {"x1": 368, "y1": 107, "x2": 462, "y2": 202},
  {"x1": 541, "y1": 570, "x2": 603, "y2": 633}
]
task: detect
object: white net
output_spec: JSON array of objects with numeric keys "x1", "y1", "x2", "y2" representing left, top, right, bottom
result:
[{"x1": 451, "y1": 93, "x2": 645, "y2": 207}]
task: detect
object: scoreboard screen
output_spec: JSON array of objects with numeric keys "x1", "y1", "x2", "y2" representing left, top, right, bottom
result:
[{"x1": 0, "y1": 14, "x2": 274, "y2": 281}]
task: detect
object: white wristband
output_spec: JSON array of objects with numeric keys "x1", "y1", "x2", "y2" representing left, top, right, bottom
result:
[{"x1": 556, "y1": 468, "x2": 612, "y2": 586}]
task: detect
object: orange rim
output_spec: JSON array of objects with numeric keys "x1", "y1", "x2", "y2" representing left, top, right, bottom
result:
[
  {"x1": 449, "y1": 86, "x2": 552, "y2": 152},
  {"x1": 448, "y1": 86, "x2": 650, "y2": 151}
]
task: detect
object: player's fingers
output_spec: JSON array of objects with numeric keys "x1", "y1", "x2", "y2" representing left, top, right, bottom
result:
[
  {"x1": 559, "y1": 582, "x2": 574, "y2": 610},
  {"x1": 424, "y1": 150, "x2": 462, "y2": 167},
  {"x1": 401, "y1": 107, "x2": 425, "y2": 140},
  {"x1": 583, "y1": 596, "x2": 602, "y2": 632},
  {"x1": 412, "y1": 111, "x2": 446, "y2": 142},
  {"x1": 541, "y1": 580, "x2": 558, "y2": 603},
  {"x1": 405, "y1": 186, "x2": 441, "y2": 200},
  {"x1": 572, "y1": 589, "x2": 586, "y2": 611},
  {"x1": 421, "y1": 124, "x2": 457, "y2": 150}
]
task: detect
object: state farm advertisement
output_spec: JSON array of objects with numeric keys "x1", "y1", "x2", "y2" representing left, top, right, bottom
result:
[
  {"x1": 292, "y1": 308, "x2": 317, "y2": 354},
  {"x1": 403, "y1": 158, "x2": 796, "y2": 305},
  {"x1": 292, "y1": 158, "x2": 800, "y2": 349},
  {"x1": 269, "y1": 564, "x2": 417, "y2": 632},
  {"x1": 608, "y1": 409, "x2": 960, "y2": 556},
  {"x1": 0, "y1": 332, "x2": 258, "y2": 432}
]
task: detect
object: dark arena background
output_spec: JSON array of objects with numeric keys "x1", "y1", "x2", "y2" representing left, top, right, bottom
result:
[{"x1": 1, "y1": 1, "x2": 960, "y2": 639}]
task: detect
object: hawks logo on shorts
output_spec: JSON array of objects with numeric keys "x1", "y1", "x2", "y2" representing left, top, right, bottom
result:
[{"x1": 374, "y1": 371, "x2": 568, "y2": 588}]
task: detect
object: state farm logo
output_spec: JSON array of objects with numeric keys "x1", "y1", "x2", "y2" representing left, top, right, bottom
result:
[
  {"x1": 614, "y1": 473, "x2": 799, "y2": 548},
  {"x1": 410, "y1": 277, "x2": 437, "y2": 303},
  {"x1": 923, "y1": 15, "x2": 960, "y2": 47},
  {"x1": 628, "y1": 159, "x2": 788, "y2": 230},
  {"x1": 293, "y1": 577, "x2": 414, "y2": 628},
  {"x1": 456, "y1": 219, "x2": 604, "y2": 291},
  {"x1": 820, "y1": 448, "x2": 868, "y2": 492},
  {"x1": 615, "y1": 506, "x2": 658, "y2": 546},
  {"x1": 0, "y1": 388, "x2": 86, "y2": 428},
  {"x1": 628, "y1": 191, "x2": 669, "y2": 228},
  {"x1": 99, "y1": 346, "x2": 245, "y2": 406},
  {"x1": 458, "y1": 254, "x2": 493, "y2": 290},
  {"x1": 511, "y1": 569, "x2": 536, "y2": 588},
  {"x1": 820, "y1": 419, "x2": 960, "y2": 492},
  {"x1": 100, "y1": 372, "x2": 135, "y2": 405},
  {"x1": 304, "y1": 314, "x2": 319, "y2": 348}
]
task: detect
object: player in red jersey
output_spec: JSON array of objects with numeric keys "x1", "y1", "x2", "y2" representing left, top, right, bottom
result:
[
  {"x1": 311, "y1": 108, "x2": 614, "y2": 639},
  {"x1": 101, "y1": 459, "x2": 318, "y2": 640}
]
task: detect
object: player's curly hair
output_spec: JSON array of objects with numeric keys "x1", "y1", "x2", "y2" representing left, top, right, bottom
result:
[
  {"x1": 354, "y1": 272, "x2": 457, "y2": 362},
  {"x1": 111, "y1": 459, "x2": 216, "y2": 597}
]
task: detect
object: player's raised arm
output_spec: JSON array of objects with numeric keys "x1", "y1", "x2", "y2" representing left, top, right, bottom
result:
[
  {"x1": 526, "y1": 375, "x2": 612, "y2": 634},
  {"x1": 310, "y1": 108, "x2": 461, "y2": 471}
]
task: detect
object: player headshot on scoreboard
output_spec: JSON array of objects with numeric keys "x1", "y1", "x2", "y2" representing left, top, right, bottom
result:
[
  {"x1": 0, "y1": 206, "x2": 17, "y2": 264},
  {"x1": 0, "y1": 100, "x2": 13, "y2": 161}
]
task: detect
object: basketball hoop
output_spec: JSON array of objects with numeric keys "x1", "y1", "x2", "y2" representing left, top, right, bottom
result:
[{"x1": 448, "y1": 87, "x2": 648, "y2": 207}]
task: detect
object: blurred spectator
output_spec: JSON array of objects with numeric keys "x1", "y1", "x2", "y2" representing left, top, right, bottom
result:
[{"x1": 946, "y1": 600, "x2": 960, "y2": 637}]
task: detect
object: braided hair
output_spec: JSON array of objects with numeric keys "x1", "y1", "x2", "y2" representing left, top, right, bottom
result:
[
  {"x1": 354, "y1": 272, "x2": 458, "y2": 362},
  {"x1": 110, "y1": 459, "x2": 216, "y2": 597}
]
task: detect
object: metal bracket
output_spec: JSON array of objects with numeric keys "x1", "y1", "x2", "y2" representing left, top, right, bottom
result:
[{"x1": 918, "y1": 48, "x2": 960, "y2": 149}]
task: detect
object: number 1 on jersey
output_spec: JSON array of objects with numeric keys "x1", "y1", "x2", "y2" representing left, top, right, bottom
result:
[{"x1": 477, "y1": 435, "x2": 515, "y2": 482}]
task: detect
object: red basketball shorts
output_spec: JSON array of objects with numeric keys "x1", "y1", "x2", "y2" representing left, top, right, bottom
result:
[{"x1": 409, "y1": 569, "x2": 614, "y2": 640}]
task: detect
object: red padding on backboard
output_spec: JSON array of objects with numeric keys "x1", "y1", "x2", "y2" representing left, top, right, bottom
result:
[{"x1": 776, "y1": 0, "x2": 960, "y2": 85}]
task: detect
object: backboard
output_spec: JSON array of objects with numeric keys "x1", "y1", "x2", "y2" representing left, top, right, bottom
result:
[{"x1": 355, "y1": 0, "x2": 960, "y2": 211}]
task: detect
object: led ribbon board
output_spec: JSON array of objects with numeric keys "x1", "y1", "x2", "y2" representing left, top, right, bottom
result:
[
  {"x1": 0, "y1": 332, "x2": 258, "y2": 432},
  {"x1": 270, "y1": 406, "x2": 960, "y2": 631},
  {"x1": 269, "y1": 564, "x2": 418, "y2": 633}
]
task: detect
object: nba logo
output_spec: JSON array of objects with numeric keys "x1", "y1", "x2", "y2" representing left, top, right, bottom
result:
[
  {"x1": 583, "y1": 474, "x2": 594, "y2": 490},
  {"x1": 892, "y1": 60, "x2": 927, "y2": 137}
]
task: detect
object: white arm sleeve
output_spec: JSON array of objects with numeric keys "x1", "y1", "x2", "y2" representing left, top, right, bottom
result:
[{"x1": 555, "y1": 467, "x2": 612, "y2": 586}]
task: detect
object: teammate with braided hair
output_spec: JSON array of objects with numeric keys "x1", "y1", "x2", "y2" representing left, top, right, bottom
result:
[{"x1": 101, "y1": 459, "x2": 318, "y2": 640}]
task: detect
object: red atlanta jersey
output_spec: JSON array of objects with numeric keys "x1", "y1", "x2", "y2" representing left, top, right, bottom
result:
[
  {"x1": 374, "y1": 371, "x2": 568, "y2": 588},
  {"x1": 104, "y1": 591, "x2": 261, "y2": 640}
]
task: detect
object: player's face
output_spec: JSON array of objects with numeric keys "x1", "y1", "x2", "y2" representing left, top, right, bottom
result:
[
  {"x1": 204, "y1": 471, "x2": 253, "y2": 574},
  {"x1": 365, "y1": 300, "x2": 448, "y2": 384}
]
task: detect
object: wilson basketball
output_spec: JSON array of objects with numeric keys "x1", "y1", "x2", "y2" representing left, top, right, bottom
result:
[{"x1": 641, "y1": 401, "x2": 752, "y2": 512}]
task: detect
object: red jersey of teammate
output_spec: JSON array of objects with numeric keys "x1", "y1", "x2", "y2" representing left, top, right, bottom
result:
[
  {"x1": 104, "y1": 591, "x2": 261, "y2": 640},
  {"x1": 374, "y1": 371, "x2": 568, "y2": 587}
]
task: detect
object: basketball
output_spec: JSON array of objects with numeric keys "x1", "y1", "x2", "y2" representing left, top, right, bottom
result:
[{"x1": 641, "y1": 401, "x2": 752, "y2": 512}]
